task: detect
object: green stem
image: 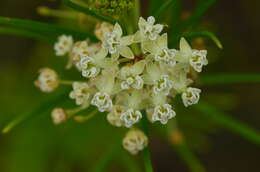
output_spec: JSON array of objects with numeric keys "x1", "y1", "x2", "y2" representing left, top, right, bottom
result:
[
  {"x1": 63, "y1": 0, "x2": 115, "y2": 24},
  {"x1": 2, "y1": 90, "x2": 69, "y2": 134},
  {"x1": 167, "y1": 120, "x2": 206, "y2": 172},
  {"x1": 182, "y1": 31, "x2": 223, "y2": 49},
  {"x1": 0, "y1": 27, "x2": 55, "y2": 42},
  {"x1": 141, "y1": 116, "x2": 154, "y2": 172},
  {"x1": 194, "y1": 101, "x2": 260, "y2": 146},
  {"x1": 37, "y1": 6, "x2": 79, "y2": 19},
  {"x1": 200, "y1": 74, "x2": 260, "y2": 85},
  {"x1": 0, "y1": 16, "x2": 97, "y2": 40},
  {"x1": 73, "y1": 109, "x2": 98, "y2": 123}
]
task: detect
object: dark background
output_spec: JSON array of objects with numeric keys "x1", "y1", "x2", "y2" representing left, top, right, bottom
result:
[{"x1": 0, "y1": 0, "x2": 260, "y2": 172}]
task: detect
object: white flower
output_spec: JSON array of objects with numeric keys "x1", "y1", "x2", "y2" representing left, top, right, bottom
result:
[
  {"x1": 190, "y1": 50, "x2": 208, "y2": 72},
  {"x1": 177, "y1": 37, "x2": 208, "y2": 72},
  {"x1": 69, "y1": 82, "x2": 90, "y2": 105},
  {"x1": 79, "y1": 54, "x2": 100, "y2": 78},
  {"x1": 182, "y1": 87, "x2": 201, "y2": 107},
  {"x1": 34, "y1": 68, "x2": 59, "y2": 93},
  {"x1": 107, "y1": 105, "x2": 125, "y2": 127},
  {"x1": 143, "y1": 34, "x2": 177, "y2": 66},
  {"x1": 95, "y1": 22, "x2": 114, "y2": 41},
  {"x1": 153, "y1": 75, "x2": 173, "y2": 95},
  {"x1": 120, "y1": 109, "x2": 142, "y2": 128},
  {"x1": 91, "y1": 92, "x2": 113, "y2": 112},
  {"x1": 102, "y1": 23, "x2": 134, "y2": 59},
  {"x1": 51, "y1": 108, "x2": 67, "y2": 125},
  {"x1": 77, "y1": 48, "x2": 112, "y2": 78},
  {"x1": 54, "y1": 35, "x2": 73, "y2": 56},
  {"x1": 152, "y1": 104, "x2": 176, "y2": 124},
  {"x1": 137, "y1": 16, "x2": 163, "y2": 41},
  {"x1": 119, "y1": 60, "x2": 146, "y2": 90},
  {"x1": 123, "y1": 129, "x2": 148, "y2": 155}
]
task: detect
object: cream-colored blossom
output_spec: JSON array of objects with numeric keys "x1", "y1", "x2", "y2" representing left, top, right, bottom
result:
[
  {"x1": 143, "y1": 34, "x2": 177, "y2": 66},
  {"x1": 95, "y1": 22, "x2": 114, "y2": 41},
  {"x1": 34, "y1": 68, "x2": 59, "y2": 93},
  {"x1": 123, "y1": 129, "x2": 148, "y2": 155},
  {"x1": 102, "y1": 23, "x2": 134, "y2": 59},
  {"x1": 152, "y1": 104, "x2": 176, "y2": 124},
  {"x1": 177, "y1": 38, "x2": 208, "y2": 72},
  {"x1": 107, "y1": 105, "x2": 125, "y2": 127},
  {"x1": 69, "y1": 82, "x2": 90, "y2": 105},
  {"x1": 51, "y1": 108, "x2": 67, "y2": 125},
  {"x1": 137, "y1": 16, "x2": 163, "y2": 41},
  {"x1": 91, "y1": 92, "x2": 113, "y2": 112},
  {"x1": 120, "y1": 108, "x2": 142, "y2": 128},
  {"x1": 182, "y1": 87, "x2": 201, "y2": 107},
  {"x1": 119, "y1": 60, "x2": 146, "y2": 90},
  {"x1": 54, "y1": 35, "x2": 73, "y2": 56}
]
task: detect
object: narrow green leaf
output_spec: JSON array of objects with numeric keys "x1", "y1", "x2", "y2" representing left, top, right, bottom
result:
[
  {"x1": 173, "y1": 142, "x2": 206, "y2": 172},
  {"x1": 200, "y1": 74, "x2": 260, "y2": 85},
  {"x1": 63, "y1": 0, "x2": 115, "y2": 24},
  {"x1": 182, "y1": 31, "x2": 223, "y2": 49},
  {"x1": 167, "y1": 121, "x2": 206, "y2": 172},
  {"x1": 170, "y1": 0, "x2": 218, "y2": 46},
  {"x1": 91, "y1": 137, "x2": 121, "y2": 172},
  {"x1": 2, "y1": 90, "x2": 69, "y2": 134},
  {"x1": 181, "y1": 0, "x2": 218, "y2": 29},
  {"x1": 153, "y1": 0, "x2": 177, "y2": 19},
  {"x1": 194, "y1": 102, "x2": 260, "y2": 146},
  {"x1": 0, "y1": 27, "x2": 55, "y2": 42},
  {"x1": 0, "y1": 16, "x2": 97, "y2": 40},
  {"x1": 141, "y1": 116, "x2": 154, "y2": 172}
]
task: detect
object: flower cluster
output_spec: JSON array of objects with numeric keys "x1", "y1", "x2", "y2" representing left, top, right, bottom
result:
[{"x1": 35, "y1": 16, "x2": 208, "y2": 155}]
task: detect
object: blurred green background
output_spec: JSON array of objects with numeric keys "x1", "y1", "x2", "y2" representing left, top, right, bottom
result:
[{"x1": 0, "y1": 0, "x2": 260, "y2": 172}]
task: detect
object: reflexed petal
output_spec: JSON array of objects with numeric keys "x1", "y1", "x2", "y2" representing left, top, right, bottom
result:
[
  {"x1": 142, "y1": 41, "x2": 158, "y2": 54},
  {"x1": 138, "y1": 17, "x2": 146, "y2": 30},
  {"x1": 111, "y1": 51, "x2": 120, "y2": 60},
  {"x1": 133, "y1": 31, "x2": 142, "y2": 42},
  {"x1": 156, "y1": 33, "x2": 168, "y2": 49},
  {"x1": 180, "y1": 37, "x2": 192, "y2": 55},
  {"x1": 118, "y1": 46, "x2": 134, "y2": 59},
  {"x1": 132, "y1": 60, "x2": 146, "y2": 75},
  {"x1": 121, "y1": 35, "x2": 134, "y2": 46},
  {"x1": 147, "y1": 16, "x2": 155, "y2": 24},
  {"x1": 94, "y1": 48, "x2": 108, "y2": 59},
  {"x1": 114, "y1": 23, "x2": 123, "y2": 37}
]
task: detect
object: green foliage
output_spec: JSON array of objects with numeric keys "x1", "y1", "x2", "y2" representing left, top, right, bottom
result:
[
  {"x1": 194, "y1": 102, "x2": 260, "y2": 146},
  {"x1": 0, "y1": 16, "x2": 97, "y2": 41},
  {"x1": 0, "y1": 27, "x2": 55, "y2": 42},
  {"x1": 201, "y1": 74, "x2": 260, "y2": 85},
  {"x1": 182, "y1": 31, "x2": 223, "y2": 49}
]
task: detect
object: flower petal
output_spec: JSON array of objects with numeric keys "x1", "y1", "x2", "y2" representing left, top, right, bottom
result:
[
  {"x1": 114, "y1": 23, "x2": 123, "y2": 37},
  {"x1": 121, "y1": 35, "x2": 134, "y2": 46},
  {"x1": 118, "y1": 46, "x2": 134, "y2": 59}
]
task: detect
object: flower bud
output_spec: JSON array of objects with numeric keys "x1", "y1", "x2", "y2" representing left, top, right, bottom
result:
[
  {"x1": 123, "y1": 128, "x2": 148, "y2": 155},
  {"x1": 34, "y1": 68, "x2": 59, "y2": 93}
]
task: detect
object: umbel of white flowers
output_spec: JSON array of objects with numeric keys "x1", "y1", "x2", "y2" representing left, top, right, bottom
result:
[{"x1": 35, "y1": 16, "x2": 208, "y2": 155}]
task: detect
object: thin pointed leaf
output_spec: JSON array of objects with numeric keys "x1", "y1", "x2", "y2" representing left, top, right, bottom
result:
[
  {"x1": 181, "y1": 0, "x2": 218, "y2": 29},
  {"x1": 91, "y1": 137, "x2": 121, "y2": 172},
  {"x1": 172, "y1": 141, "x2": 206, "y2": 172},
  {"x1": 63, "y1": 0, "x2": 115, "y2": 24},
  {"x1": 200, "y1": 74, "x2": 260, "y2": 85},
  {"x1": 0, "y1": 27, "x2": 55, "y2": 42},
  {"x1": 2, "y1": 90, "x2": 69, "y2": 134},
  {"x1": 0, "y1": 16, "x2": 97, "y2": 40},
  {"x1": 194, "y1": 102, "x2": 260, "y2": 146},
  {"x1": 168, "y1": 121, "x2": 206, "y2": 172},
  {"x1": 153, "y1": 0, "x2": 177, "y2": 19},
  {"x1": 182, "y1": 31, "x2": 223, "y2": 49}
]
